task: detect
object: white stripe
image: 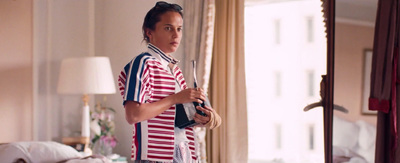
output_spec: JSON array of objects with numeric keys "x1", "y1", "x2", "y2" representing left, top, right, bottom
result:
[
  {"x1": 123, "y1": 59, "x2": 135, "y2": 101},
  {"x1": 141, "y1": 121, "x2": 149, "y2": 160},
  {"x1": 134, "y1": 57, "x2": 148, "y2": 102}
]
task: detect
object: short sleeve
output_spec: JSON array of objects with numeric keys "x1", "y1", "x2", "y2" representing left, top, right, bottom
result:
[{"x1": 118, "y1": 53, "x2": 152, "y2": 105}]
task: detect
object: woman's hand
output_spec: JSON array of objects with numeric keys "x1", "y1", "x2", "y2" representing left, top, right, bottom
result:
[
  {"x1": 173, "y1": 88, "x2": 206, "y2": 104},
  {"x1": 193, "y1": 105, "x2": 222, "y2": 129},
  {"x1": 193, "y1": 105, "x2": 212, "y2": 125}
]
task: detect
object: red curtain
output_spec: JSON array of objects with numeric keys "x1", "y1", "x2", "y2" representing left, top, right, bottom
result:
[{"x1": 369, "y1": 0, "x2": 400, "y2": 162}]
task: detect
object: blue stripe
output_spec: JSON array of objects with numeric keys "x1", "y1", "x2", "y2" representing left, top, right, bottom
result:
[
  {"x1": 126, "y1": 53, "x2": 151, "y2": 103},
  {"x1": 148, "y1": 43, "x2": 178, "y2": 64},
  {"x1": 136, "y1": 122, "x2": 142, "y2": 160}
]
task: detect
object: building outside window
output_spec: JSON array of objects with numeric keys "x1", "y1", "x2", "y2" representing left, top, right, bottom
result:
[{"x1": 245, "y1": 0, "x2": 327, "y2": 162}]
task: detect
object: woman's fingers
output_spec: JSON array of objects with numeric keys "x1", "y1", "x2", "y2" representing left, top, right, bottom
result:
[
  {"x1": 196, "y1": 106, "x2": 211, "y2": 116},
  {"x1": 193, "y1": 106, "x2": 210, "y2": 124},
  {"x1": 176, "y1": 88, "x2": 207, "y2": 104},
  {"x1": 189, "y1": 88, "x2": 206, "y2": 102},
  {"x1": 194, "y1": 113, "x2": 210, "y2": 124}
]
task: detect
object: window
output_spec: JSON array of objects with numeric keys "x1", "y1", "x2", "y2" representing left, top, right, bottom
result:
[
  {"x1": 307, "y1": 70, "x2": 315, "y2": 97},
  {"x1": 275, "y1": 123, "x2": 282, "y2": 149},
  {"x1": 274, "y1": 19, "x2": 281, "y2": 44},
  {"x1": 308, "y1": 124, "x2": 315, "y2": 150},
  {"x1": 275, "y1": 71, "x2": 282, "y2": 97},
  {"x1": 306, "y1": 17, "x2": 314, "y2": 43},
  {"x1": 245, "y1": 1, "x2": 326, "y2": 162}
]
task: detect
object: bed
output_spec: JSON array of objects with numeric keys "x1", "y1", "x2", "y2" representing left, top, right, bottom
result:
[
  {"x1": 333, "y1": 116, "x2": 376, "y2": 163},
  {"x1": 0, "y1": 141, "x2": 112, "y2": 163}
]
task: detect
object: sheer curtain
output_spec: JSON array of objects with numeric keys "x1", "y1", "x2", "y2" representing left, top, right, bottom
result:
[
  {"x1": 182, "y1": 0, "x2": 215, "y2": 90},
  {"x1": 207, "y1": 0, "x2": 248, "y2": 162},
  {"x1": 182, "y1": 1, "x2": 215, "y2": 162}
]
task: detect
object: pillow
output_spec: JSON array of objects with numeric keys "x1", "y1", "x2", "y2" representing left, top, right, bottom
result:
[
  {"x1": 356, "y1": 120, "x2": 376, "y2": 150},
  {"x1": 332, "y1": 146, "x2": 363, "y2": 158},
  {"x1": 355, "y1": 120, "x2": 376, "y2": 163},
  {"x1": 333, "y1": 116, "x2": 360, "y2": 149},
  {"x1": 28, "y1": 141, "x2": 83, "y2": 163},
  {"x1": 0, "y1": 141, "x2": 82, "y2": 163},
  {"x1": 0, "y1": 143, "x2": 31, "y2": 163}
]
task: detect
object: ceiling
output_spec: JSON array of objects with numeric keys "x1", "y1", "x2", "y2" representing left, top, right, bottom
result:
[
  {"x1": 245, "y1": 0, "x2": 379, "y2": 23},
  {"x1": 336, "y1": 0, "x2": 378, "y2": 23},
  {"x1": 1, "y1": 0, "x2": 379, "y2": 72}
]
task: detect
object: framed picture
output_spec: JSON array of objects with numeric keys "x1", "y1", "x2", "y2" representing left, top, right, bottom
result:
[{"x1": 361, "y1": 49, "x2": 377, "y2": 115}]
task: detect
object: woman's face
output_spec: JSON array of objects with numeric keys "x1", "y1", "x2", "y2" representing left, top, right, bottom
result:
[{"x1": 147, "y1": 11, "x2": 183, "y2": 55}]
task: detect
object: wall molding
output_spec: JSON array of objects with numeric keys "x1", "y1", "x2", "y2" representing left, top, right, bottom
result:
[{"x1": 336, "y1": 17, "x2": 375, "y2": 28}]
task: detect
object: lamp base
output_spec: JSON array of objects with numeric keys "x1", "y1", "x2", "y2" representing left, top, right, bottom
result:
[{"x1": 82, "y1": 104, "x2": 90, "y2": 137}]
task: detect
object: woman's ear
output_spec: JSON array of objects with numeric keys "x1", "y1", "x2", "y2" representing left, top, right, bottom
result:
[{"x1": 146, "y1": 30, "x2": 152, "y2": 41}]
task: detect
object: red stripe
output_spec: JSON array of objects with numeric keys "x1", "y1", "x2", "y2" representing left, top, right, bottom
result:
[
  {"x1": 187, "y1": 136, "x2": 195, "y2": 141},
  {"x1": 179, "y1": 80, "x2": 186, "y2": 87},
  {"x1": 118, "y1": 76, "x2": 126, "y2": 84},
  {"x1": 148, "y1": 119, "x2": 174, "y2": 125},
  {"x1": 153, "y1": 91, "x2": 174, "y2": 95},
  {"x1": 149, "y1": 74, "x2": 174, "y2": 80},
  {"x1": 154, "y1": 80, "x2": 175, "y2": 85},
  {"x1": 148, "y1": 150, "x2": 174, "y2": 155},
  {"x1": 148, "y1": 145, "x2": 174, "y2": 150},
  {"x1": 148, "y1": 125, "x2": 174, "y2": 130},
  {"x1": 152, "y1": 69, "x2": 171, "y2": 75},
  {"x1": 153, "y1": 86, "x2": 174, "y2": 90},
  {"x1": 147, "y1": 155, "x2": 173, "y2": 160},
  {"x1": 153, "y1": 115, "x2": 174, "y2": 120},
  {"x1": 148, "y1": 134, "x2": 174, "y2": 140},
  {"x1": 133, "y1": 126, "x2": 139, "y2": 160},
  {"x1": 160, "y1": 110, "x2": 175, "y2": 115},
  {"x1": 120, "y1": 71, "x2": 126, "y2": 79},
  {"x1": 148, "y1": 139, "x2": 174, "y2": 145},
  {"x1": 148, "y1": 130, "x2": 174, "y2": 135}
]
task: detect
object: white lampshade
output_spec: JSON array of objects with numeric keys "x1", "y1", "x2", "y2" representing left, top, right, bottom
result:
[{"x1": 57, "y1": 57, "x2": 116, "y2": 95}]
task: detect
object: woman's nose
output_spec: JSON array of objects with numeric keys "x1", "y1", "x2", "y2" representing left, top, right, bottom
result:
[{"x1": 172, "y1": 29, "x2": 180, "y2": 38}]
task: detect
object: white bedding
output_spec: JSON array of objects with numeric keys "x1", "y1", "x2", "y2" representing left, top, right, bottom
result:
[
  {"x1": 0, "y1": 141, "x2": 111, "y2": 163},
  {"x1": 333, "y1": 116, "x2": 376, "y2": 163}
]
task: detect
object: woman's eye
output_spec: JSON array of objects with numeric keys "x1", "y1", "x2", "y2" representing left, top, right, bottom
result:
[
  {"x1": 165, "y1": 27, "x2": 171, "y2": 31},
  {"x1": 177, "y1": 28, "x2": 182, "y2": 31}
]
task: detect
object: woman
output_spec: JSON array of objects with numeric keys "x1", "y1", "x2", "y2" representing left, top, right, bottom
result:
[{"x1": 118, "y1": 1, "x2": 221, "y2": 163}]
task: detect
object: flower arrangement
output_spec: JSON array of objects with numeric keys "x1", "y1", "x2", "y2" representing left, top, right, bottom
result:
[{"x1": 90, "y1": 103, "x2": 118, "y2": 156}]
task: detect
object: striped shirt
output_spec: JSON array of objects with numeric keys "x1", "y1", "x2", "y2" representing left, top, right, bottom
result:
[{"x1": 118, "y1": 44, "x2": 197, "y2": 162}]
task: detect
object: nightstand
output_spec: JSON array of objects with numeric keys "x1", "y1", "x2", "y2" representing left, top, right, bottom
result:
[{"x1": 62, "y1": 136, "x2": 92, "y2": 156}]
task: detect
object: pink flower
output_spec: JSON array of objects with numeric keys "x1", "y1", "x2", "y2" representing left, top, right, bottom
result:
[{"x1": 100, "y1": 135, "x2": 118, "y2": 148}]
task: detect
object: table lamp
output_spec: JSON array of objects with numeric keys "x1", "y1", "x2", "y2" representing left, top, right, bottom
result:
[{"x1": 57, "y1": 56, "x2": 116, "y2": 141}]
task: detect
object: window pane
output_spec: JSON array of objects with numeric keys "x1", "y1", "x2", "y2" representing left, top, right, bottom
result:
[
  {"x1": 245, "y1": 0, "x2": 326, "y2": 162},
  {"x1": 306, "y1": 17, "x2": 314, "y2": 43},
  {"x1": 274, "y1": 19, "x2": 281, "y2": 44}
]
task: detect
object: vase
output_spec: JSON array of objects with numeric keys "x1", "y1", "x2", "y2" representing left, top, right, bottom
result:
[{"x1": 92, "y1": 140, "x2": 113, "y2": 157}]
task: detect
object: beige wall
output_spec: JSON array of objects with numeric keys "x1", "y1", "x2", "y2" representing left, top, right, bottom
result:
[
  {"x1": 31, "y1": 0, "x2": 183, "y2": 159},
  {"x1": 93, "y1": 0, "x2": 184, "y2": 158},
  {"x1": 0, "y1": 0, "x2": 33, "y2": 142},
  {"x1": 334, "y1": 22, "x2": 377, "y2": 125}
]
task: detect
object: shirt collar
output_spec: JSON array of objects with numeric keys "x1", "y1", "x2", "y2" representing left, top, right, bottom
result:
[{"x1": 147, "y1": 43, "x2": 179, "y2": 68}]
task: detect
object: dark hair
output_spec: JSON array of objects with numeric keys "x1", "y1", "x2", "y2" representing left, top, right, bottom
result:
[{"x1": 142, "y1": 1, "x2": 183, "y2": 43}]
